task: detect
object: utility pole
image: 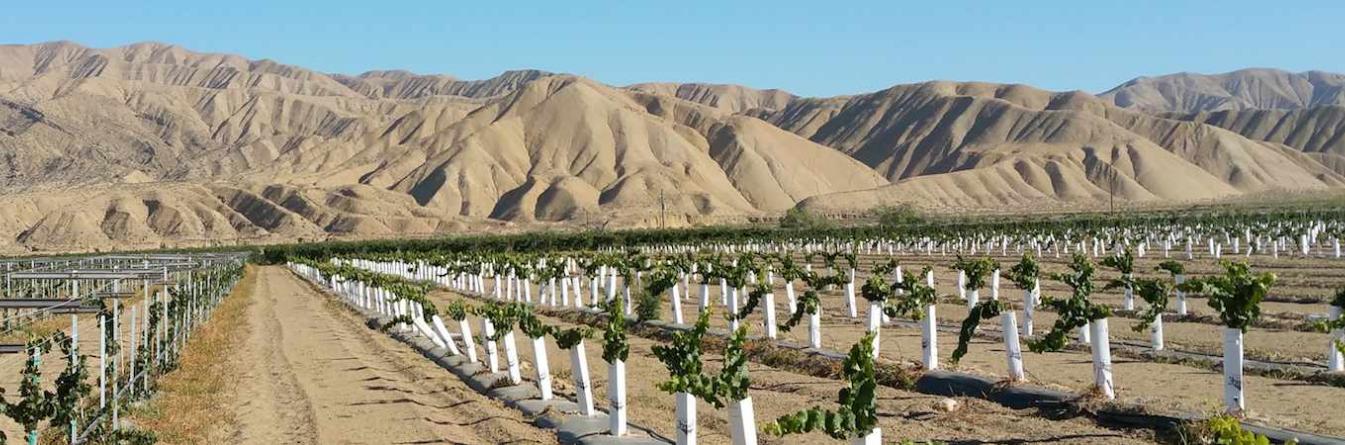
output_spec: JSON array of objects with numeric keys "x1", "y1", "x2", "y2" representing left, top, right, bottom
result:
[{"x1": 659, "y1": 190, "x2": 666, "y2": 229}]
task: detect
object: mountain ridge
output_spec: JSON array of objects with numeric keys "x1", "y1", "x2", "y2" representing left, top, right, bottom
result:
[
  {"x1": 1100, "y1": 68, "x2": 1345, "y2": 113},
  {"x1": 1, "y1": 40, "x2": 1343, "y2": 252}
]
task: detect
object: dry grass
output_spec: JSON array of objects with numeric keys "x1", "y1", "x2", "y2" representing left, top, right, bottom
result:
[
  {"x1": 126, "y1": 265, "x2": 257, "y2": 444},
  {"x1": 1, "y1": 283, "x2": 167, "y2": 344},
  {"x1": 0, "y1": 314, "x2": 69, "y2": 344}
]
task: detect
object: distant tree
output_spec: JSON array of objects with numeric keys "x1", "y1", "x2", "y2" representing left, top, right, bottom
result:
[
  {"x1": 872, "y1": 204, "x2": 922, "y2": 228},
  {"x1": 780, "y1": 208, "x2": 833, "y2": 230}
]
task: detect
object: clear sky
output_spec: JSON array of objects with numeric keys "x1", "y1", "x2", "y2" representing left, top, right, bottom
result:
[{"x1": 3, "y1": 1, "x2": 1342, "y2": 97}]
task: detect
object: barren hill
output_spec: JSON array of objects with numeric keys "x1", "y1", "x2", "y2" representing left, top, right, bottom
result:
[
  {"x1": 333, "y1": 69, "x2": 551, "y2": 100},
  {"x1": 0, "y1": 41, "x2": 885, "y2": 252},
  {"x1": 751, "y1": 81, "x2": 1341, "y2": 211},
  {"x1": 627, "y1": 82, "x2": 797, "y2": 113},
  {"x1": 1100, "y1": 68, "x2": 1345, "y2": 113},
  {"x1": 1166, "y1": 106, "x2": 1345, "y2": 175},
  {"x1": 1, "y1": 41, "x2": 1342, "y2": 252}
]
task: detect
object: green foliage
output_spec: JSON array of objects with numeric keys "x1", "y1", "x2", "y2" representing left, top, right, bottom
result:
[
  {"x1": 601, "y1": 298, "x2": 629, "y2": 364},
  {"x1": 885, "y1": 267, "x2": 940, "y2": 320},
  {"x1": 841, "y1": 252, "x2": 859, "y2": 272},
  {"x1": 1186, "y1": 415, "x2": 1277, "y2": 445},
  {"x1": 780, "y1": 207, "x2": 834, "y2": 230},
  {"x1": 871, "y1": 258, "x2": 899, "y2": 278},
  {"x1": 5, "y1": 337, "x2": 54, "y2": 443},
  {"x1": 303, "y1": 259, "x2": 438, "y2": 324},
  {"x1": 52, "y1": 331, "x2": 91, "y2": 439},
  {"x1": 727, "y1": 263, "x2": 768, "y2": 321},
  {"x1": 1055, "y1": 252, "x2": 1097, "y2": 299},
  {"x1": 473, "y1": 303, "x2": 520, "y2": 341},
  {"x1": 516, "y1": 305, "x2": 551, "y2": 339},
  {"x1": 137, "y1": 299, "x2": 165, "y2": 385},
  {"x1": 1157, "y1": 260, "x2": 1185, "y2": 277},
  {"x1": 859, "y1": 275, "x2": 892, "y2": 304},
  {"x1": 1179, "y1": 261, "x2": 1276, "y2": 332},
  {"x1": 652, "y1": 310, "x2": 717, "y2": 397},
  {"x1": 265, "y1": 206, "x2": 1344, "y2": 271},
  {"x1": 379, "y1": 314, "x2": 415, "y2": 332},
  {"x1": 717, "y1": 326, "x2": 752, "y2": 404},
  {"x1": 550, "y1": 326, "x2": 593, "y2": 350},
  {"x1": 780, "y1": 289, "x2": 821, "y2": 333},
  {"x1": 1006, "y1": 253, "x2": 1040, "y2": 291},
  {"x1": 732, "y1": 284, "x2": 768, "y2": 322},
  {"x1": 445, "y1": 300, "x2": 469, "y2": 321},
  {"x1": 1130, "y1": 278, "x2": 1171, "y2": 332},
  {"x1": 1101, "y1": 247, "x2": 1138, "y2": 294},
  {"x1": 637, "y1": 265, "x2": 681, "y2": 323},
  {"x1": 650, "y1": 308, "x2": 754, "y2": 409},
  {"x1": 873, "y1": 203, "x2": 923, "y2": 228},
  {"x1": 808, "y1": 251, "x2": 847, "y2": 272},
  {"x1": 1319, "y1": 289, "x2": 1345, "y2": 356},
  {"x1": 773, "y1": 254, "x2": 805, "y2": 282},
  {"x1": 1028, "y1": 253, "x2": 1110, "y2": 353},
  {"x1": 952, "y1": 255, "x2": 998, "y2": 290},
  {"x1": 634, "y1": 288, "x2": 662, "y2": 323},
  {"x1": 1100, "y1": 247, "x2": 1135, "y2": 275},
  {"x1": 764, "y1": 333, "x2": 879, "y2": 440},
  {"x1": 951, "y1": 300, "x2": 1004, "y2": 364}
]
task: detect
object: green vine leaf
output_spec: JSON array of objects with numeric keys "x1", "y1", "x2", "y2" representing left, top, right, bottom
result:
[
  {"x1": 1027, "y1": 253, "x2": 1110, "y2": 353},
  {"x1": 765, "y1": 332, "x2": 878, "y2": 440},
  {"x1": 551, "y1": 326, "x2": 593, "y2": 350},
  {"x1": 951, "y1": 300, "x2": 1004, "y2": 364},
  {"x1": 601, "y1": 298, "x2": 629, "y2": 364},
  {"x1": 1130, "y1": 278, "x2": 1171, "y2": 332},
  {"x1": 1180, "y1": 261, "x2": 1275, "y2": 332}
]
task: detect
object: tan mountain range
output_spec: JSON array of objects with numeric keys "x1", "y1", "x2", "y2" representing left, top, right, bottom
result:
[
  {"x1": 1165, "y1": 106, "x2": 1345, "y2": 175},
  {"x1": 1100, "y1": 68, "x2": 1345, "y2": 113},
  {"x1": 1, "y1": 41, "x2": 1342, "y2": 252}
]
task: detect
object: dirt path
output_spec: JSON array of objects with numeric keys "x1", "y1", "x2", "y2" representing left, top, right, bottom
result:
[{"x1": 226, "y1": 266, "x2": 556, "y2": 445}]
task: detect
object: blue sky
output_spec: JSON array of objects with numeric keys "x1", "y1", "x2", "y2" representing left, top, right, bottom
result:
[{"x1": 3, "y1": 1, "x2": 1342, "y2": 97}]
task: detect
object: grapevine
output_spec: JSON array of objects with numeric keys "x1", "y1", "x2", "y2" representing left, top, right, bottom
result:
[
  {"x1": 1028, "y1": 253, "x2": 1110, "y2": 353},
  {"x1": 1130, "y1": 278, "x2": 1171, "y2": 332},
  {"x1": 950, "y1": 300, "x2": 1004, "y2": 364},
  {"x1": 601, "y1": 297, "x2": 629, "y2": 364},
  {"x1": 764, "y1": 333, "x2": 878, "y2": 440},
  {"x1": 1179, "y1": 261, "x2": 1276, "y2": 332}
]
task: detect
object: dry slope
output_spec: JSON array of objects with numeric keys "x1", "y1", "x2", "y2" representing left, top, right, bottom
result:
[
  {"x1": 1168, "y1": 106, "x2": 1345, "y2": 175},
  {"x1": 741, "y1": 81, "x2": 1342, "y2": 211},
  {"x1": 1100, "y1": 68, "x2": 1345, "y2": 113},
  {"x1": 2, "y1": 41, "x2": 1345, "y2": 250},
  {"x1": 0, "y1": 41, "x2": 888, "y2": 251}
]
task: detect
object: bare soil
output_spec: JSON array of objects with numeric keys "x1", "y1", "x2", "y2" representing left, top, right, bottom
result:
[
  {"x1": 424, "y1": 287, "x2": 1162, "y2": 444},
  {"x1": 208, "y1": 266, "x2": 559, "y2": 444},
  {"x1": 645, "y1": 253, "x2": 1345, "y2": 437}
]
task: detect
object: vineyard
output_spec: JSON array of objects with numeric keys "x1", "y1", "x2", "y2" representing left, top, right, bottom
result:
[
  {"x1": 0, "y1": 254, "x2": 245, "y2": 444},
  {"x1": 261, "y1": 208, "x2": 1345, "y2": 445}
]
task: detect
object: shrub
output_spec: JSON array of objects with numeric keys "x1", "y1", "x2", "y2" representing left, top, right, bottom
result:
[
  {"x1": 1181, "y1": 415, "x2": 1283, "y2": 445},
  {"x1": 779, "y1": 207, "x2": 833, "y2": 230},
  {"x1": 873, "y1": 203, "x2": 922, "y2": 228}
]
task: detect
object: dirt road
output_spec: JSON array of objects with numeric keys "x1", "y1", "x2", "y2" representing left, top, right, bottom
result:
[{"x1": 225, "y1": 266, "x2": 556, "y2": 445}]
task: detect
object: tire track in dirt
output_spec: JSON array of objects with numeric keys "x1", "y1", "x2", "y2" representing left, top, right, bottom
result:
[{"x1": 227, "y1": 266, "x2": 556, "y2": 445}]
